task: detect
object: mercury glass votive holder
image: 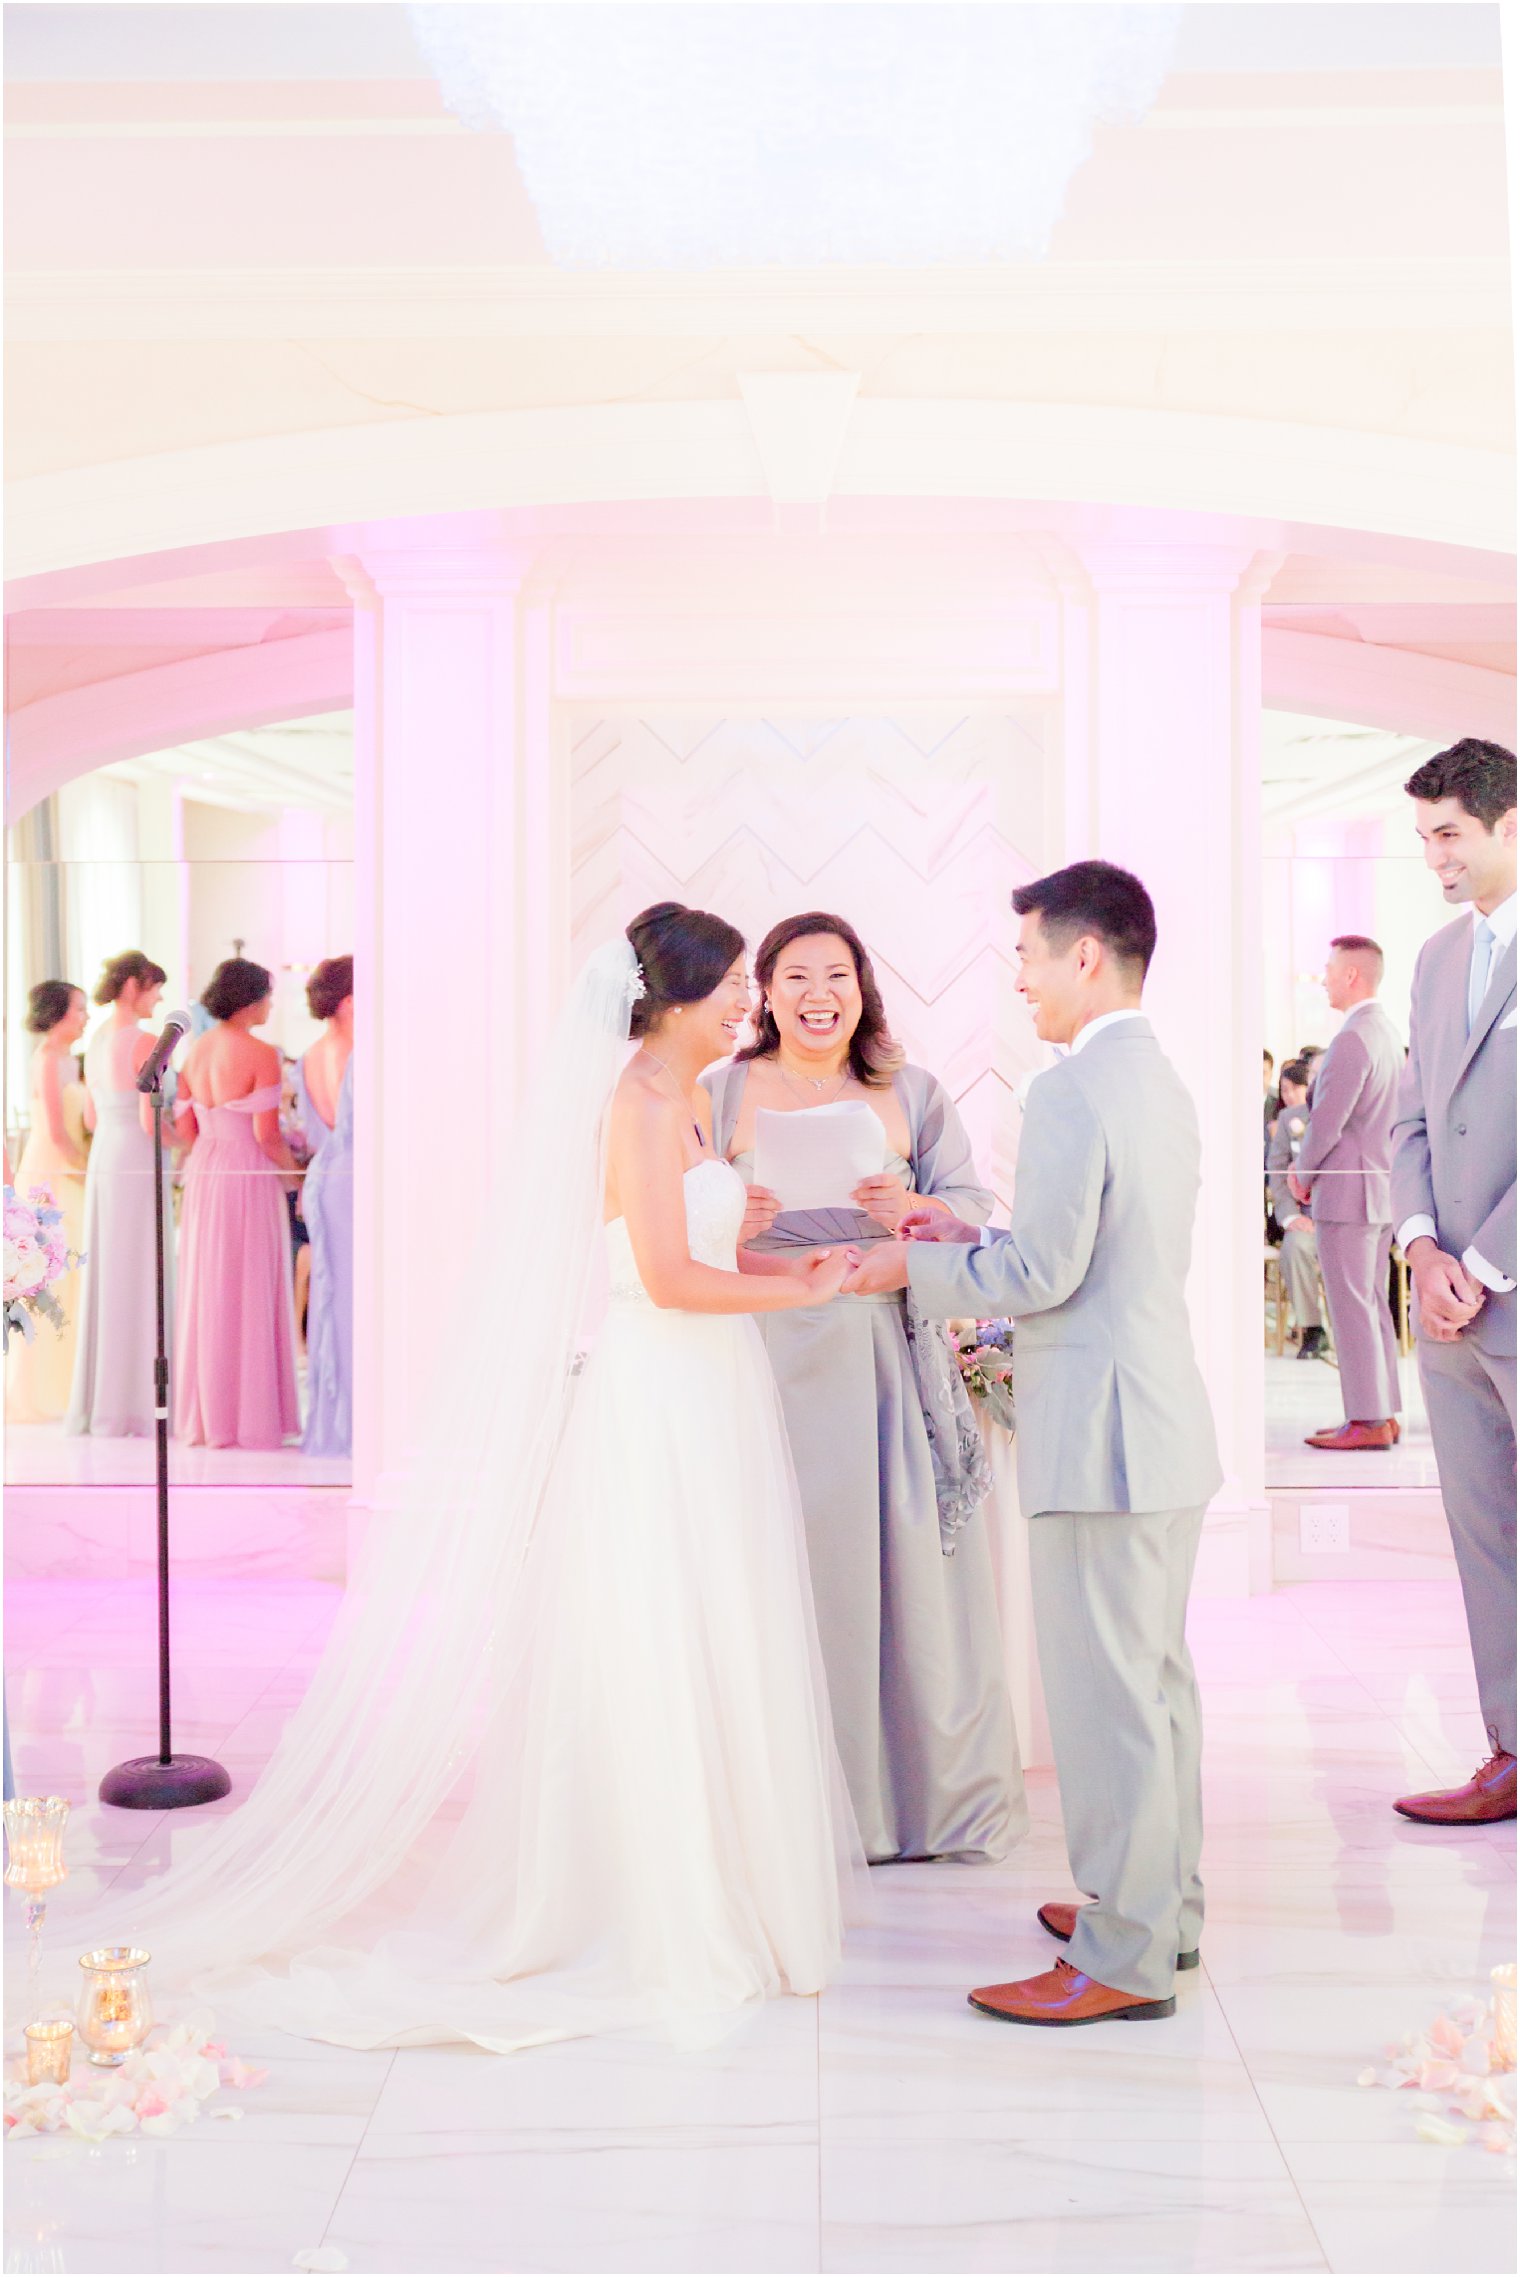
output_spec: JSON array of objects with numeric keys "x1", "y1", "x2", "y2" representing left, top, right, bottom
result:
[
  {"x1": 76, "y1": 1948, "x2": 153, "y2": 2068},
  {"x1": 1492, "y1": 1962, "x2": 1516, "y2": 2071},
  {"x1": 23, "y1": 2015, "x2": 73, "y2": 2087},
  {"x1": 3, "y1": 1798, "x2": 70, "y2": 1894}
]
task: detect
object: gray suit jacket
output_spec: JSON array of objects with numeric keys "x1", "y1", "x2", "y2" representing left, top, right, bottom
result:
[
  {"x1": 1391, "y1": 914, "x2": 1517, "y2": 1358},
  {"x1": 1295, "y1": 999, "x2": 1403, "y2": 1224},
  {"x1": 1266, "y1": 1105, "x2": 1311, "y2": 1231},
  {"x1": 907, "y1": 1018, "x2": 1223, "y2": 1519}
]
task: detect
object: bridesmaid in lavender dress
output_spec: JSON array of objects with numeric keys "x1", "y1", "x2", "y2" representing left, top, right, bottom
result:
[
  {"x1": 174, "y1": 958, "x2": 301, "y2": 1450},
  {"x1": 68, "y1": 951, "x2": 172, "y2": 1438},
  {"x1": 298, "y1": 956, "x2": 354, "y2": 1458},
  {"x1": 5, "y1": 982, "x2": 89, "y2": 1426}
]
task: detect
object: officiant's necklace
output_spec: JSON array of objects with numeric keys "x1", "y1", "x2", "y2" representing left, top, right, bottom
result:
[{"x1": 777, "y1": 1056, "x2": 850, "y2": 1109}]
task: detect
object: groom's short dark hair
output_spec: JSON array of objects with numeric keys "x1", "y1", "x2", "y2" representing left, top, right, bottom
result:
[{"x1": 1012, "y1": 861, "x2": 1157, "y2": 980}]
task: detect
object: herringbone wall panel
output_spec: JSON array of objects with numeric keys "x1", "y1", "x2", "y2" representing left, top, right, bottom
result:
[{"x1": 569, "y1": 711, "x2": 1051, "y2": 1211}]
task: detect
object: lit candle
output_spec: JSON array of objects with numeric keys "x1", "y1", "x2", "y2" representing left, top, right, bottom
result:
[
  {"x1": 76, "y1": 1948, "x2": 153, "y2": 2068},
  {"x1": 3, "y1": 1798, "x2": 70, "y2": 1894},
  {"x1": 23, "y1": 2017, "x2": 72, "y2": 2087}
]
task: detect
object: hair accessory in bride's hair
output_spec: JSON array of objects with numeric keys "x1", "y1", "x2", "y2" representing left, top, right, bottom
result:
[{"x1": 625, "y1": 961, "x2": 648, "y2": 1006}]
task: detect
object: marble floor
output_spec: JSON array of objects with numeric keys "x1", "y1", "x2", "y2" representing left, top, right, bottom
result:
[
  {"x1": 4, "y1": 1424, "x2": 350, "y2": 1491},
  {"x1": 1265, "y1": 1350, "x2": 1440, "y2": 1492},
  {"x1": 4, "y1": 1571, "x2": 1514, "y2": 2274}
]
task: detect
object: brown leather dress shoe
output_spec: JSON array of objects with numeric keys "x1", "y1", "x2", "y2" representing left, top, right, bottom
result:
[
  {"x1": 969, "y1": 1957, "x2": 1176, "y2": 2026},
  {"x1": 1304, "y1": 1419, "x2": 1397, "y2": 1450},
  {"x1": 1037, "y1": 1899, "x2": 1200, "y2": 1971},
  {"x1": 1395, "y1": 1740, "x2": 1517, "y2": 1825}
]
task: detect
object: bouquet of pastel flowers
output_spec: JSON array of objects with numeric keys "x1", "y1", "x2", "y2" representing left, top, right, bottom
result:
[
  {"x1": 948, "y1": 1318, "x2": 1016, "y2": 1433},
  {"x1": 3, "y1": 1183, "x2": 82, "y2": 1351}
]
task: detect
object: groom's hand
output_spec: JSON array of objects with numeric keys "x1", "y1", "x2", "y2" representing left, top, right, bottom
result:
[
  {"x1": 900, "y1": 1209, "x2": 982, "y2": 1245},
  {"x1": 842, "y1": 1244, "x2": 911, "y2": 1296}
]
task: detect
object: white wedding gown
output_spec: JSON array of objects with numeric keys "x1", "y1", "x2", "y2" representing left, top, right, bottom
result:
[{"x1": 180, "y1": 1157, "x2": 862, "y2": 2052}]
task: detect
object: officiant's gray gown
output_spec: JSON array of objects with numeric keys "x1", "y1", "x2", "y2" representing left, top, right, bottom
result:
[{"x1": 705, "y1": 1061, "x2": 1025, "y2": 1863}]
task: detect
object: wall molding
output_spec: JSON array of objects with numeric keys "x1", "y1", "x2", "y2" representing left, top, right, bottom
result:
[
  {"x1": 7, "y1": 398, "x2": 1513, "y2": 586},
  {"x1": 6, "y1": 257, "x2": 1510, "y2": 343}
]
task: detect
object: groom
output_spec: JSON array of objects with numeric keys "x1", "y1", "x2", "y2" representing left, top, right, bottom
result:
[{"x1": 844, "y1": 860, "x2": 1221, "y2": 2024}]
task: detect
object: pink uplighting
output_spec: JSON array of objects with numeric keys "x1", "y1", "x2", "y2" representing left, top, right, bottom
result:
[{"x1": 4, "y1": 2, "x2": 1513, "y2": 2271}]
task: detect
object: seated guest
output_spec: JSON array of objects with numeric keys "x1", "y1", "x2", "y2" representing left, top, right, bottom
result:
[
  {"x1": 67, "y1": 951, "x2": 172, "y2": 1436},
  {"x1": 1294, "y1": 937, "x2": 1403, "y2": 1449},
  {"x1": 704, "y1": 911, "x2": 1024, "y2": 1865},
  {"x1": 1267, "y1": 1058, "x2": 1327, "y2": 1358},
  {"x1": 174, "y1": 958, "x2": 301, "y2": 1450}
]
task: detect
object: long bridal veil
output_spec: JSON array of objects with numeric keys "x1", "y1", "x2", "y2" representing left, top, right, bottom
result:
[
  {"x1": 51, "y1": 943, "x2": 621, "y2": 1998},
  {"x1": 58, "y1": 937, "x2": 863, "y2": 2052}
]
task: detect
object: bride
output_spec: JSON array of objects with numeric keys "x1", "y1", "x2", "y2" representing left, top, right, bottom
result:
[{"x1": 92, "y1": 905, "x2": 865, "y2": 2052}]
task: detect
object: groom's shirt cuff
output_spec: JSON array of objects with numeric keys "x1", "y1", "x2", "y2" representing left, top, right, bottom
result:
[{"x1": 1463, "y1": 1245, "x2": 1517, "y2": 1295}]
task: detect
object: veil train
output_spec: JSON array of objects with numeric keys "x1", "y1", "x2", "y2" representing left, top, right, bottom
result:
[{"x1": 54, "y1": 938, "x2": 864, "y2": 2052}]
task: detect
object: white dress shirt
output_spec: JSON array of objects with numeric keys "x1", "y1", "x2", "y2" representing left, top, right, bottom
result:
[
  {"x1": 1396, "y1": 890, "x2": 1517, "y2": 1292},
  {"x1": 1067, "y1": 1007, "x2": 1148, "y2": 1055}
]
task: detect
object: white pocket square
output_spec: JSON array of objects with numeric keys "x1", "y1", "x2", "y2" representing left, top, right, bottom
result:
[{"x1": 1503, "y1": 1009, "x2": 1517, "y2": 1030}]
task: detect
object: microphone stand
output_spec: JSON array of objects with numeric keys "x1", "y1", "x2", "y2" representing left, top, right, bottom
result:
[{"x1": 100, "y1": 1048, "x2": 230, "y2": 1810}]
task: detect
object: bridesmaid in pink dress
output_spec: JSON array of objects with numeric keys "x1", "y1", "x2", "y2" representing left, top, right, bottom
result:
[{"x1": 174, "y1": 958, "x2": 301, "y2": 1449}]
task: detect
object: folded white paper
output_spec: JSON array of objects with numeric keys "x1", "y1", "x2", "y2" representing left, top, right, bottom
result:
[{"x1": 752, "y1": 1102, "x2": 887, "y2": 1212}]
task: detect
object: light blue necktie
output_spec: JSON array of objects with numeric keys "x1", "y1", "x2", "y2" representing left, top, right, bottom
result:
[{"x1": 1467, "y1": 917, "x2": 1496, "y2": 1035}]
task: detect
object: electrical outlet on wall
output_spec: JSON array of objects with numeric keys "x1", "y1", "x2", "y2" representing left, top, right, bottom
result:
[{"x1": 1299, "y1": 1503, "x2": 1350, "y2": 1555}]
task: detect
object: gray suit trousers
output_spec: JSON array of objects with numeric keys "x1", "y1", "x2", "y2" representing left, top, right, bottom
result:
[
  {"x1": 1419, "y1": 1334, "x2": 1517, "y2": 1754},
  {"x1": 1316, "y1": 1220, "x2": 1401, "y2": 1420},
  {"x1": 1029, "y1": 1506, "x2": 1206, "y2": 2002},
  {"x1": 1279, "y1": 1225, "x2": 1323, "y2": 1331}
]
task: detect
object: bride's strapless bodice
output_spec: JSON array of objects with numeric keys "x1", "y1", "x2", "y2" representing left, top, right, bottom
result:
[{"x1": 605, "y1": 1158, "x2": 745, "y2": 1304}]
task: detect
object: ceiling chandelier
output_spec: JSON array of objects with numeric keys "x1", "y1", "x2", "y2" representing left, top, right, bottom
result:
[{"x1": 407, "y1": 3, "x2": 1181, "y2": 268}]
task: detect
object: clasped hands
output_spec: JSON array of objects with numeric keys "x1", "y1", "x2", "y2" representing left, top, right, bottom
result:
[
  {"x1": 740, "y1": 1178, "x2": 981, "y2": 1299},
  {"x1": 1405, "y1": 1236, "x2": 1486, "y2": 1342},
  {"x1": 838, "y1": 1205, "x2": 982, "y2": 1295},
  {"x1": 1285, "y1": 1176, "x2": 1483, "y2": 1343}
]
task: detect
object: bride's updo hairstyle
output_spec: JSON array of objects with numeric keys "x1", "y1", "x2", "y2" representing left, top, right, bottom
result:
[
  {"x1": 738, "y1": 910, "x2": 904, "y2": 1088},
  {"x1": 625, "y1": 901, "x2": 745, "y2": 1040}
]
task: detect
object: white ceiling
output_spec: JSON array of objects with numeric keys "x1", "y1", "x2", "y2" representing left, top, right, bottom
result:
[
  {"x1": 3, "y1": 1, "x2": 1500, "y2": 82},
  {"x1": 1260, "y1": 710, "x2": 1437, "y2": 833},
  {"x1": 101, "y1": 714, "x2": 355, "y2": 815}
]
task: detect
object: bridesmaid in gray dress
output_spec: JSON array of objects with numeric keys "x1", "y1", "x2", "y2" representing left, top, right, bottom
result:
[
  {"x1": 67, "y1": 951, "x2": 173, "y2": 1438},
  {"x1": 704, "y1": 912, "x2": 1025, "y2": 1863}
]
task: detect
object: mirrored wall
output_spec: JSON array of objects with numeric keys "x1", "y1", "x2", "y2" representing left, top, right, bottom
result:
[
  {"x1": 5, "y1": 717, "x2": 354, "y2": 1486},
  {"x1": 1261, "y1": 713, "x2": 1450, "y2": 1494}
]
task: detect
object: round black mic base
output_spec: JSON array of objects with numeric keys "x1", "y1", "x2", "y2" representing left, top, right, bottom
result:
[{"x1": 100, "y1": 1755, "x2": 232, "y2": 1811}]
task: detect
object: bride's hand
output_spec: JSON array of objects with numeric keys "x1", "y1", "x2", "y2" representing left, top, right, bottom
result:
[
  {"x1": 739, "y1": 1184, "x2": 782, "y2": 1244},
  {"x1": 794, "y1": 1246, "x2": 860, "y2": 1303}
]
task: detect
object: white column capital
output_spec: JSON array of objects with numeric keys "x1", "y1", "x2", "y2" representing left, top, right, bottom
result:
[
  {"x1": 1074, "y1": 540, "x2": 1272, "y2": 600},
  {"x1": 333, "y1": 541, "x2": 541, "y2": 610}
]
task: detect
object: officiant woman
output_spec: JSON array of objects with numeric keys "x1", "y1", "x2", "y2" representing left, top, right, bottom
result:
[{"x1": 704, "y1": 913, "x2": 1025, "y2": 1863}]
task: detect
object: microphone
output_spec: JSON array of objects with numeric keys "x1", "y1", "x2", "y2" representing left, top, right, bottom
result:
[{"x1": 135, "y1": 1011, "x2": 191, "y2": 1095}]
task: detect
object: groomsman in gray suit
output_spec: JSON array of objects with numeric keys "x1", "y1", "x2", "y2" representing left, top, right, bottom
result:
[
  {"x1": 1388, "y1": 738, "x2": 1516, "y2": 1826},
  {"x1": 1292, "y1": 936, "x2": 1405, "y2": 1448},
  {"x1": 1267, "y1": 1059, "x2": 1328, "y2": 1357},
  {"x1": 844, "y1": 861, "x2": 1222, "y2": 2024}
]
